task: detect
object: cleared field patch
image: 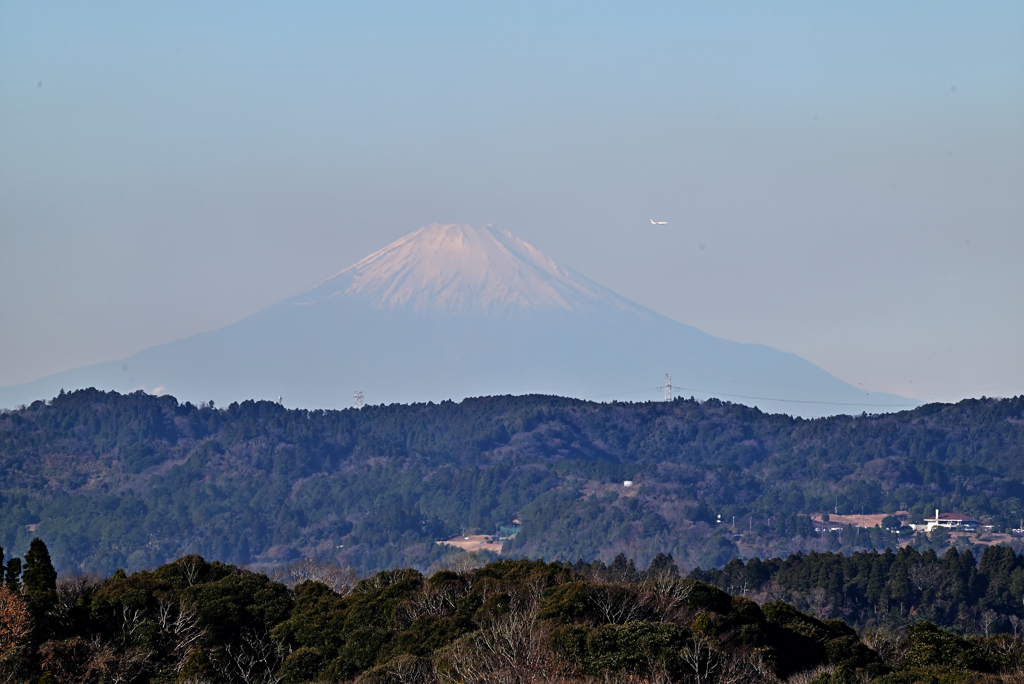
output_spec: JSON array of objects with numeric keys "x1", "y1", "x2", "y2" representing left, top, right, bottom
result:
[
  {"x1": 436, "y1": 534, "x2": 503, "y2": 554},
  {"x1": 818, "y1": 511, "x2": 910, "y2": 528}
]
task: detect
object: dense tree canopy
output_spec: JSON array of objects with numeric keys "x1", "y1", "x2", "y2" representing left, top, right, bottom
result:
[
  {"x1": 4, "y1": 540, "x2": 1024, "y2": 683},
  {"x1": 690, "y1": 543, "x2": 1024, "y2": 636}
]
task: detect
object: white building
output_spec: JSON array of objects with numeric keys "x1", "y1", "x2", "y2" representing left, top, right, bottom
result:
[{"x1": 911, "y1": 509, "x2": 981, "y2": 533}]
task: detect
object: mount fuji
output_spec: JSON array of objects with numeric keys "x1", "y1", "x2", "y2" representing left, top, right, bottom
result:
[{"x1": 0, "y1": 224, "x2": 914, "y2": 416}]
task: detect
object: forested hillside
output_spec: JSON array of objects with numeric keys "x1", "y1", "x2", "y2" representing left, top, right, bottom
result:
[
  {"x1": 690, "y1": 545, "x2": 1024, "y2": 636},
  {"x1": 7, "y1": 541, "x2": 1024, "y2": 683},
  {"x1": 1, "y1": 389, "x2": 1023, "y2": 576}
]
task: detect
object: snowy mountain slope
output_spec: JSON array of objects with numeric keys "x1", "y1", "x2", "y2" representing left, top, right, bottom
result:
[
  {"x1": 292, "y1": 223, "x2": 630, "y2": 314},
  {"x1": 0, "y1": 224, "x2": 917, "y2": 417}
]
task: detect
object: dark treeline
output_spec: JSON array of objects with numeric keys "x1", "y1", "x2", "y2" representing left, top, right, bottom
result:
[
  {"x1": 690, "y1": 544, "x2": 1024, "y2": 638},
  {"x1": 7, "y1": 539, "x2": 1024, "y2": 683},
  {"x1": 1, "y1": 389, "x2": 1023, "y2": 576}
]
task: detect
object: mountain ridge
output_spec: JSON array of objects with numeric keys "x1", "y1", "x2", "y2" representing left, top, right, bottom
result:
[{"x1": 0, "y1": 223, "x2": 915, "y2": 416}]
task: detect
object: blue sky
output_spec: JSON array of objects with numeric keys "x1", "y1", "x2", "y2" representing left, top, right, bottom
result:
[{"x1": 1, "y1": 1, "x2": 1022, "y2": 403}]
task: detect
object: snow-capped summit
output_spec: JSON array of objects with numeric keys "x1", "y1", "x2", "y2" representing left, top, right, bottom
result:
[
  {"x1": 291, "y1": 223, "x2": 621, "y2": 314},
  {"x1": 0, "y1": 223, "x2": 917, "y2": 417}
]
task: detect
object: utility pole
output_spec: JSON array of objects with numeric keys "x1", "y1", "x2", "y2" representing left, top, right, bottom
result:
[{"x1": 353, "y1": 391, "x2": 364, "y2": 409}]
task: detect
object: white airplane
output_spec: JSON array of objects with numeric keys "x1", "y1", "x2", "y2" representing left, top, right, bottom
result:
[{"x1": 650, "y1": 219, "x2": 667, "y2": 225}]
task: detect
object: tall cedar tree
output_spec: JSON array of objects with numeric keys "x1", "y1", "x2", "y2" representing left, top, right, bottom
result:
[
  {"x1": 23, "y1": 538, "x2": 58, "y2": 640},
  {"x1": 5, "y1": 558, "x2": 21, "y2": 592},
  {"x1": 23, "y1": 538, "x2": 58, "y2": 593}
]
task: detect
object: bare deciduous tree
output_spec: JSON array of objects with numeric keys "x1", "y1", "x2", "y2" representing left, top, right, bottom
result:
[
  {"x1": 861, "y1": 628, "x2": 909, "y2": 671},
  {"x1": 576, "y1": 670, "x2": 673, "y2": 684},
  {"x1": 717, "y1": 650, "x2": 780, "y2": 684},
  {"x1": 40, "y1": 632, "x2": 153, "y2": 684},
  {"x1": 1010, "y1": 615, "x2": 1024, "y2": 639},
  {"x1": 980, "y1": 609, "x2": 1001, "y2": 638},
  {"x1": 590, "y1": 583, "x2": 652, "y2": 625},
  {"x1": 384, "y1": 653, "x2": 438, "y2": 684},
  {"x1": 221, "y1": 628, "x2": 285, "y2": 684},
  {"x1": 396, "y1": 578, "x2": 470, "y2": 629},
  {"x1": 120, "y1": 604, "x2": 145, "y2": 644},
  {"x1": 157, "y1": 598, "x2": 207, "y2": 670},
  {"x1": 436, "y1": 551, "x2": 487, "y2": 575},
  {"x1": 747, "y1": 580, "x2": 786, "y2": 607},
  {"x1": 180, "y1": 556, "x2": 203, "y2": 587},
  {"x1": 272, "y1": 558, "x2": 359, "y2": 596},
  {"x1": 49, "y1": 575, "x2": 98, "y2": 633},
  {"x1": 0, "y1": 646, "x2": 28, "y2": 684},
  {"x1": 435, "y1": 588, "x2": 567, "y2": 684},
  {"x1": 38, "y1": 637, "x2": 91, "y2": 683},
  {"x1": 357, "y1": 568, "x2": 422, "y2": 593},
  {"x1": 680, "y1": 635, "x2": 721, "y2": 684},
  {"x1": 783, "y1": 664, "x2": 834, "y2": 684},
  {"x1": 644, "y1": 577, "x2": 695, "y2": 624},
  {"x1": 102, "y1": 642, "x2": 152, "y2": 684}
]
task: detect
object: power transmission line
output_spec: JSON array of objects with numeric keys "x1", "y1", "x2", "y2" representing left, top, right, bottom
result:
[{"x1": 585, "y1": 380, "x2": 921, "y2": 407}]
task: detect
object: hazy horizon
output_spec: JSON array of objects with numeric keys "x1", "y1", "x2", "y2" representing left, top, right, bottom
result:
[{"x1": 2, "y1": 2, "x2": 1022, "y2": 405}]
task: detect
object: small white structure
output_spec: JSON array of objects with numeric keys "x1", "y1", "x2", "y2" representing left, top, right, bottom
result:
[
  {"x1": 623, "y1": 480, "x2": 634, "y2": 488},
  {"x1": 913, "y1": 509, "x2": 981, "y2": 533}
]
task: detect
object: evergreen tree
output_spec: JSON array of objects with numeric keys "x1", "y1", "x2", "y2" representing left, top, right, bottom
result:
[
  {"x1": 4, "y1": 558, "x2": 21, "y2": 592},
  {"x1": 646, "y1": 553, "x2": 679, "y2": 579},
  {"x1": 23, "y1": 538, "x2": 57, "y2": 594},
  {"x1": 22, "y1": 538, "x2": 58, "y2": 641}
]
